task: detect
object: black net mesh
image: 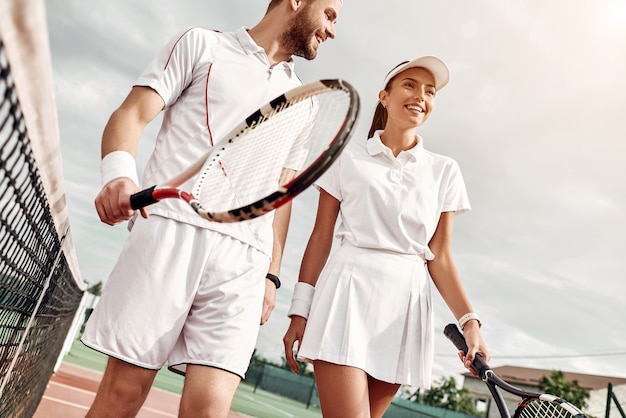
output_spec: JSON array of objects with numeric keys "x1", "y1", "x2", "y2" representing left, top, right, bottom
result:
[{"x1": 0, "y1": 40, "x2": 83, "y2": 418}]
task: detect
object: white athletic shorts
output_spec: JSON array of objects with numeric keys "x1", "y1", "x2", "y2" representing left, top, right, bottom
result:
[{"x1": 81, "y1": 215, "x2": 269, "y2": 378}]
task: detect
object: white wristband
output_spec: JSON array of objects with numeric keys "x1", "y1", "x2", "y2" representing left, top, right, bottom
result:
[
  {"x1": 101, "y1": 150, "x2": 140, "y2": 187},
  {"x1": 287, "y1": 282, "x2": 315, "y2": 319},
  {"x1": 459, "y1": 312, "x2": 482, "y2": 330}
]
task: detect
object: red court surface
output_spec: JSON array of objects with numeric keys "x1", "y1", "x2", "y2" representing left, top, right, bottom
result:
[{"x1": 33, "y1": 362, "x2": 250, "y2": 418}]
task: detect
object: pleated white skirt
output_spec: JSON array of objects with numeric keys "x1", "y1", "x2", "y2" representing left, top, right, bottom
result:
[{"x1": 297, "y1": 244, "x2": 435, "y2": 387}]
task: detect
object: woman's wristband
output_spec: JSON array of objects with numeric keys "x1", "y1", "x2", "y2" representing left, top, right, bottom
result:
[
  {"x1": 266, "y1": 273, "x2": 281, "y2": 289},
  {"x1": 101, "y1": 150, "x2": 139, "y2": 187},
  {"x1": 459, "y1": 312, "x2": 482, "y2": 330},
  {"x1": 287, "y1": 282, "x2": 315, "y2": 319}
]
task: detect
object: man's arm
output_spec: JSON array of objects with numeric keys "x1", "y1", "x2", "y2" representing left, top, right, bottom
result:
[
  {"x1": 260, "y1": 168, "x2": 297, "y2": 324},
  {"x1": 94, "y1": 86, "x2": 164, "y2": 226}
]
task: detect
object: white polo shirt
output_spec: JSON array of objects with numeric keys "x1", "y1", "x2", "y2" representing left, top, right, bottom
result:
[
  {"x1": 315, "y1": 130, "x2": 471, "y2": 260},
  {"x1": 133, "y1": 27, "x2": 302, "y2": 255}
]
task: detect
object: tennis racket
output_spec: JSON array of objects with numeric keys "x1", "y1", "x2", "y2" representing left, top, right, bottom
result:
[
  {"x1": 130, "y1": 79, "x2": 360, "y2": 222},
  {"x1": 444, "y1": 324, "x2": 588, "y2": 418}
]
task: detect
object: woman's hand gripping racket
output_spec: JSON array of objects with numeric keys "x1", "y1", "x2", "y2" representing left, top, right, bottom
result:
[
  {"x1": 130, "y1": 79, "x2": 360, "y2": 222},
  {"x1": 444, "y1": 324, "x2": 588, "y2": 418}
]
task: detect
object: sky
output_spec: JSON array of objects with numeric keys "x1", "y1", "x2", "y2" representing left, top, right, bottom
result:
[{"x1": 45, "y1": 0, "x2": 626, "y2": 387}]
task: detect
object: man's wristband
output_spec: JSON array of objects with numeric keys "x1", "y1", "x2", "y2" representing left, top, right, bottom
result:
[
  {"x1": 101, "y1": 150, "x2": 140, "y2": 187},
  {"x1": 266, "y1": 273, "x2": 281, "y2": 289}
]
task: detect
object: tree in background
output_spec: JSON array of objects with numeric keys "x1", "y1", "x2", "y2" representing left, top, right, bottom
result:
[
  {"x1": 86, "y1": 281, "x2": 103, "y2": 296},
  {"x1": 539, "y1": 370, "x2": 590, "y2": 409},
  {"x1": 409, "y1": 376, "x2": 479, "y2": 415}
]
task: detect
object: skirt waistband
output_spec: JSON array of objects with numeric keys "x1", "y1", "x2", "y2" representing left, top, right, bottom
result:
[{"x1": 340, "y1": 242, "x2": 427, "y2": 263}]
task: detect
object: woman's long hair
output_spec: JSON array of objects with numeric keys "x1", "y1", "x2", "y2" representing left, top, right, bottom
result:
[{"x1": 367, "y1": 101, "x2": 387, "y2": 139}]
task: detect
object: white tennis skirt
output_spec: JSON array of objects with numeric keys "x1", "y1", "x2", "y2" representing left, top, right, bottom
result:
[{"x1": 297, "y1": 244, "x2": 434, "y2": 388}]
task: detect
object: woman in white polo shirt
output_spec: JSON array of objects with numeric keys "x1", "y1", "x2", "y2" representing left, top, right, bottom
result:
[{"x1": 283, "y1": 56, "x2": 490, "y2": 417}]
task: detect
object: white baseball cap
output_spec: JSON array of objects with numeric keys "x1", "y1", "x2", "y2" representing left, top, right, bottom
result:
[{"x1": 382, "y1": 56, "x2": 450, "y2": 91}]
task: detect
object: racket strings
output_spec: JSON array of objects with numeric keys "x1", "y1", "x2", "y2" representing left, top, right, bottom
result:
[
  {"x1": 193, "y1": 88, "x2": 350, "y2": 214},
  {"x1": 517, "y1": 399, "x2": 580, "y2": 418}
]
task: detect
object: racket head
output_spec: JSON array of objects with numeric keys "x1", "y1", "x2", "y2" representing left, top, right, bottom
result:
[
  {"x1": 189, "y1": 79, "x2": 360, "y2": 222},
  {"x1": 514, "y1": 395, "x2": 587, "y2": 418}
]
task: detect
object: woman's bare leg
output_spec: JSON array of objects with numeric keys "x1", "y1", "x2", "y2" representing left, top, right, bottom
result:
[
  {"x1": 368, "y1": 375, "x2": 400, "y2": 418},
  {"x1": 313, "y1": 360, "x2": 371, "y2": 417}
]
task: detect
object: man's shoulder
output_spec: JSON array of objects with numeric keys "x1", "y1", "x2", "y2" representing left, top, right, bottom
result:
[
  {"x1": 165, "y1": 26, "x2": 239, "y2": 58},
  {"x1": 174, "y1": 26, "x2": 232, "y2": 41}
]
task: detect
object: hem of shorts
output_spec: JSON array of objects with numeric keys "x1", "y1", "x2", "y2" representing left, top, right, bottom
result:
[
  {"x1": 168, "y1": 361, "x2": 245, "y2": 380},
  {"x1": 297, "y1": 351, "x2": 428, "y2": 387},
  {"x1": 80, "y1": 338, "x2": 162, "y2": 370}
]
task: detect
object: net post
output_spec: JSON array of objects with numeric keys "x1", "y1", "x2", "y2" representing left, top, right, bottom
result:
[
  {"x1": 606, "y1": 383, "x2": 612, "y2": 418},
  {"x1": 606, "y1": 382, "x2": 626, "y2": 418}
]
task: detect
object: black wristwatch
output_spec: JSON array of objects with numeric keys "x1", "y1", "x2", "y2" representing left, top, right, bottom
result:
[{"x1": 266, "y1": 273, "x2": 281, "y2": 289}]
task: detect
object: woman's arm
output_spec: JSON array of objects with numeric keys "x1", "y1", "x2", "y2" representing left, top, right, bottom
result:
[
  {"x1": 428, "y1": 211, "x2": 490, "y2": 369},
  {"x1": 283, "y1": 189, "x2": 340, "y2": 373},
  {"x1": 297, "y1": 189, "x2": 340, "y2": 287}
]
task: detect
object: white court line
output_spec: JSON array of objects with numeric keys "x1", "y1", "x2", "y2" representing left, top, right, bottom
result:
[
  {"x1": 136, "y1": 406, "x2": 177, "y2": 417},
  {"x1": 40, "y1": 396, "x2": 89, "y2": 411},
  {"x1": 48, "y1": 381, "x2": 94, "y2": 395},
  {"x1": 43, "y1": 382, "x2": 177, "y2": 418},
  {"x1": 241, "y1": 393, "x2": 295, "y2": 418}
]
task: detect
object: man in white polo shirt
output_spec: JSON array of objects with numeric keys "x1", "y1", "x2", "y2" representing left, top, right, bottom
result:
[{"x1": 83, "y1": 1, "x2": 344, "y2": 417}]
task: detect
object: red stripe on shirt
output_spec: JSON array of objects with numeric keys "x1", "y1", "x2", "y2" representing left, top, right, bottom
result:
[
  {"x1": 205, "y1": 63, "x2": 214, "y2": 146},
  {"x1": 163, "y1": 27, "x2": 196, "y2": 70}
]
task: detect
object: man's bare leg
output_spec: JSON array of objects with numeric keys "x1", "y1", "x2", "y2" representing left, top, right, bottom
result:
[
  {"x1": 178, "y1": 364, "x2": 242, "y2": 418},
  {"x1": 86, "y1": 356, "x2": 158, "y2": 418}
]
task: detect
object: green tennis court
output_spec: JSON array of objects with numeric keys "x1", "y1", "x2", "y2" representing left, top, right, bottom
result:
[{"x1": 62, "y1": 337, "x2": 322, "y2": 418}]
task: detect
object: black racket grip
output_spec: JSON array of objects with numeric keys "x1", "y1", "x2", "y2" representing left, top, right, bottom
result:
[
  {"x1": 444, "y1": 323, "x2": 490, "y2": 379},
  {"x1": 130, "y1": 185, "x2": 158, "y2": 210}
]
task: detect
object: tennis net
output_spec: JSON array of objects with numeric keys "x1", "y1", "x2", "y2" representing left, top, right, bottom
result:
[{"x1": 0, "y1": 1, "x2": 85, "y2": 416}]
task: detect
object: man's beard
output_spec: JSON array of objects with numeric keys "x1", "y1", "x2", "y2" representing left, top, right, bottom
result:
[{"x1": 280, "y1": 6, "x2": 318, "y2": 60}]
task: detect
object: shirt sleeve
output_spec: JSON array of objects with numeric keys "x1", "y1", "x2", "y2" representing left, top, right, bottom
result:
[
  {"x1": 441, "y1": 159, "x2": 471, "y2": 215},
  {"x1": 313, "y1": 146, "x2": 343, "y2": 202},
  {"x1": 134, "y1": 27, "x2": 216, "y2": 107}
]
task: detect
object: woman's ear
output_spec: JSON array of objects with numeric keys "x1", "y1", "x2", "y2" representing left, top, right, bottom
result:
[{"x1": 378, "y1": 90, "x2": 388, "y2": 108}]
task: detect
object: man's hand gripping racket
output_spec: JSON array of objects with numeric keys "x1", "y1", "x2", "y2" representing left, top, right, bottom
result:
[
  {"x1": 444, "y1": 324, "x2": 588, "y2": 418},
  {"x1": 130, "y1": 79, "x2": 360, "y2": 222}
]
